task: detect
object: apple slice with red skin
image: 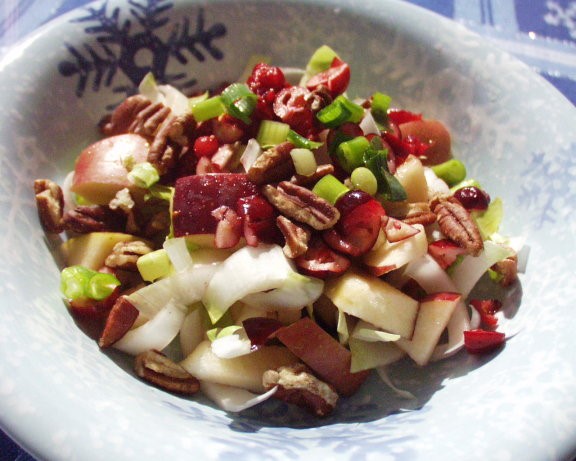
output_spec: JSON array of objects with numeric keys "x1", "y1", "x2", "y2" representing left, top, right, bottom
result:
[
  {"x1": 274, "y1": 317, "x2": 370, "y2": 397},
  {"x1": 99, "y1": 296, "x2": 140, "y2": 348},
  {"x1": 68, "y1": 287, "x2": 120, "y2": 340},
  {"x1": 464, "y1": 329, "x2": 506, "y2": 354},
  {"x1": 71, "y1": 133, "x2": 149, "y2": 205},
  {"x1": 172, "y1": 173, "x2": 259, "y2": 239},
  {"x1": 428, "y1": 239, "x2": 468, "y2": 269}
]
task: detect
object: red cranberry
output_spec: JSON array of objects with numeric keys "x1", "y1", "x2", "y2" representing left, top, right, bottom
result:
[
  {"x1": 453, "y1": 186, "x2": 490, "y2": 211},
  {"x1": 247, "y1": 63, "x2": 286, "y2": 95},
  {"x1": 193, "y1": 135, "x2": 219, "y2": 158}
]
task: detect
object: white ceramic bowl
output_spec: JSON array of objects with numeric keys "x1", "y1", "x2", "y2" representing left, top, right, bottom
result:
[{"x1": 1, "y1": 1, "x2": 575, "y2": 460}]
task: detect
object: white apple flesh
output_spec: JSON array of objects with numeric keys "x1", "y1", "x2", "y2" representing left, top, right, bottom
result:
[{"x1": 396, "y1": 292, "x2": 461, "y2": 366}]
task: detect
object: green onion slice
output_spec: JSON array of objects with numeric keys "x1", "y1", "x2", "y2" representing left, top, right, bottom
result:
[
  {"x1": 312, "y1": 174, "x2": 349, "y2": 205},
  {"x1": 220, "y1": 83, "x2": 258, "y2": 125}
]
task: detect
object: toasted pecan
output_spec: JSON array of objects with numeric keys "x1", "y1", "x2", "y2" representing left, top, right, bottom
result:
[
  {"x1": 263, "y1": 181, "x2": 340, "y2": 231},
  {"x1": 263, "y1": 363, "x2": 338, "y2": 417},
  {"x1": 432, "y1": 196, "x2": 483, "y2": 256}
]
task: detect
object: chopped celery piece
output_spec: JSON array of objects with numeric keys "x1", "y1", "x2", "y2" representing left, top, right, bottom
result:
[
  {"x1": 290, "y1": 148, "x2": 317, "y2": 176},
  {"x1": 128, "y1": 162, "x2": 160, "y2": 188},
  {"x1": 350, "y1": 167, "x2": 378, "y2": 195},
  {"x1": 312, "y1": 174, "x2": 349, "y2": 205},
  {"x1": 336, "y1": 136, "x2": 370, "y2": 173},
  {"x1": 286, "y1": 130, "x2": 323, "y2": 149},
  {"x1": 61, "y1": 265, "x2": 120, "y2": 301},
  {"x1": 191, "y1": 95, "x2": 225, "y2": 122},
  {"x1": 136, "y1": 249, "x2": 173, "y2": 282},
  {"x1": 305, "y1": 45, "x2": 339, "y2": 76},
  {"x1": 145, "y1": 184, "x2": 174, "y2": 202},
  {"x1": 256, "y1": 120, "x2": 290, "y2": 147},
  {"x1": 431, "y1": 159, "x2": 467, "y2": 187},
  {"x1": 472, "y1": 197, "x2": 504, "y2": 239}
]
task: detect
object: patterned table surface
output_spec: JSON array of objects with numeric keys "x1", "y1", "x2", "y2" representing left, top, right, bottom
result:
[{"x1": 0, "y1": 0, "x2": 575, "y2": 460}]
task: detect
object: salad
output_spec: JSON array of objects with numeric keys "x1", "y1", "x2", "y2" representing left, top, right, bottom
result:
[{"x1": 33, "y1": 45, "x2": 525, "y2": 417}]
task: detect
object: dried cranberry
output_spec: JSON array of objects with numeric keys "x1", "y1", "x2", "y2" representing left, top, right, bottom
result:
[
  {"x1": 242, "y1": 317, "x2": 284, "y2": 350},
  {"x1": 305, "y1": 57, "x2": 351, "y2": 98},
  {"x1": 453, "y1": 186, "x2": 490, "y2": 211},
  {"x1": 273, "y1": 86, "x2": 316, "y2": 136},
  {"x1": 294, "y1": 237, "x2": 351, "y2": 279},
  {"x1": 323, "y1": 191, "x2": 385, "y2": 257}
]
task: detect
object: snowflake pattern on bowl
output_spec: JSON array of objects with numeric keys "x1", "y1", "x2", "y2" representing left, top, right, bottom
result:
[{"x1": 58, "y1": 1, "x2": 227, "y2": 98}]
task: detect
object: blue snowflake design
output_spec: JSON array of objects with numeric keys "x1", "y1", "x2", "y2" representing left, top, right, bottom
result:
[
  {"x1": 518, "y1": 143, "x2": 576, "y2": 228},
  {"x1": 58, "y1": 0, "x2": 227, "y2": 98}
]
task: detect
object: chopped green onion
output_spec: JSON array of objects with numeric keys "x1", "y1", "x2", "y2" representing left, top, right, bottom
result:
[
  {"x1": 290, "y1": 148, "x2": 317, "y2": 176},
  {"x1": 336, "y1": 136, "x2": 370, "y2": 173},
  {"x1": 60, "y1": 265, "x2": 120, "y2": 301},
  {"x1": 220, "y1": 83, "x2": 258, "y2": 124},
  {"x1": 305, "y1": 45, "x2": 339, "y2": 76},
  {"x1": 317, "y1": 100, "x2": 351, "y2": 127},
  {"x1": 86, "y1": 272, "x2": 121, "y2": 301},
  {"x1": 60, "y1": 266, "x2": 94, "y2": 300},
  {"x1": 370, "y1": 92, "x2": 392, "y2": 125},
  {"x1": 363, "y1": 149, "x2": 407, "y2": 201},
  {"x1": 431, "y1": 159, "x2": 467, "y2": 187},
  {"x1": 128, "y1": 162, "x2": 160, "y2": 188},
  {"x1": 351, "y1": 167, "x2": 378, "y2": 195},
  {"x1": 312, "y1": 174, "x2": 349, "y2": 205},
  {"x1": 316, "y1": 95, "x2": 364, "y2": 128},
  {"x1": 190, "y1": 95, "x2": 225, "y2": 122},
  {"x1": 136, "y1": 249, "x2": 173, "y2": 282},
  {"x1": 286, "y1": 130, "x2": 323, "y2": 149},
  {"x1": 256, "y1": 120, "x2": 290, "y2": 147}
]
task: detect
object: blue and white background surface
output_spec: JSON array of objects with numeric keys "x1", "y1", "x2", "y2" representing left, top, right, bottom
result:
[{"x1": 0, "y1": 0, "x2": 574, "y2": 459}]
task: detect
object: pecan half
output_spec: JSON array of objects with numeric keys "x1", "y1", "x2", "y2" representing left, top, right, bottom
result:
[
  {"x1": 247, "y1": 141, "x2": 295, "y2": 185},
  {"x1": 100, "y1": 95, "x2": 153, "y2": 136},
  {"x1": 432, "y1": 197, "x2": 483, "y2": 256},
  {"x1": 263, "y1": 181, "x2": 340, "y2": 231},
  {"x1": 135, "y1": 350, "x2": 200, "y2": 395},
  {"x1": 290, "y1": 164, "x2": 335, "y2": 187},
  {"x1": 105, "y1": 240, "x2": 154, "y2": 271},
  {"x1": 491, "y1": 254, "x2": 518, "y2": 287},
  {"x1": 147, "y1": 113, "x2": 182, "y2": 176},
  {"x1": 276, "y1": 215, "x2": 311, "y2": 258},
  {"x1": 263, "y1": 363, "x2": 338, "y2": 417},
  {"x1": 99, "y1": 296, "x2": 139, "y2": 348},
  {"x1": 401, "y1": 202, "x2": 437, "y2": 226},
  {"x1": 62, "y1": 205, "x2": 127, "y2": 234},
  {"x1": 34, "y1": 179, "x2": 64, "y2": 233}
]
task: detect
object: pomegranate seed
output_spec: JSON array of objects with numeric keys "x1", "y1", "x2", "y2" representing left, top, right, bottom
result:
[
  {"x1": 193, "y1": 135, "x2": 219, "y2": 158},
  {"x1": 453, "y1": 186, "x2": 490, "y2": 211}
]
